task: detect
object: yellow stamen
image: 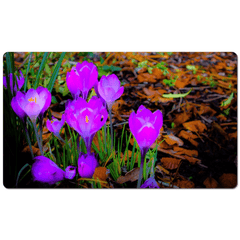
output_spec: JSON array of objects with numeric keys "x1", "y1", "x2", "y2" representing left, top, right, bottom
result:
[
  {"x1": 85, "y1": 115, "x2": 89, "y2": 123},
  {"x1": 28, "y1": 97, "x2": 37, "y2": 103}
]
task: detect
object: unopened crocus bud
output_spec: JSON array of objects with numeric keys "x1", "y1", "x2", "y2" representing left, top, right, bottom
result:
[
  {"x1": 140, "y1": 177, "x2": 160, "y2": 188},
  {"x1": 46, "y1": 114, "x2": 65, "y2": 135},
  {"x1": 31, "y1": 156, "x2": 65, "y2": 185},
  {"x1": 97, "y1": 74, "x2": 124, "y2": 109},
  {"x1": 78, "y1": 152, "x2": 98, "y2": 178},
  {"x1": 65, "y1": 166, "x2": 77, "y2": 180}
]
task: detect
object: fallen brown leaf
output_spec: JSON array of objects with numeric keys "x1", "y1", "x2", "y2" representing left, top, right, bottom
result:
[{"x1": 116, "y1": 168, "x2": 140, "y2": 184}]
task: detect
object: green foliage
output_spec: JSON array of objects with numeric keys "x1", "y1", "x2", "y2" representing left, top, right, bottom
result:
[
  {"x1": 221, "y1": 92, "x2": 234, "y2": 107},
  {"x1": 186, "y1": 65, "x2": 197, "y2": 74},
  {"x1": 162, "y1": 88, "x2": 192, "y2": 98}
]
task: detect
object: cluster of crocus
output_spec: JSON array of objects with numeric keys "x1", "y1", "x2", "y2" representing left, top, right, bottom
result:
[
  {"x1": 129, "y1": 105, "x2": 163, "y2": 188},
  {"x1": 6, "y1": 59, "x2": 164, "y2": 189},
  {"x1": 31, "y1": 153, "x2": 99, "y2": 185}
]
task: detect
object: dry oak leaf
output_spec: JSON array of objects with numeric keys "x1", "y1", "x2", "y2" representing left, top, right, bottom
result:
[
  {"x1": 197, "y1": 105, "x2": 216, "y2": 116},
  {"x1": 174, "y1": 111, "x2": 192, "y2": 126},
  {"x1": 22, "y1": 145, "x2": 41, "y2": 156},
  {"x1": 228, "y1": 131, "x2": 237, "y2": 139},
  {"x1": 203, "y1": 177, "x2": 218, "y2": 188},
  {"x1": 183, "y1": 120, "x2": 207, "y2": 134},
  {"x1": 93, "y1": 167, "x2": 108, "y2": 182},
  {"x1": 51, "y1": 111, "x2": 63, "y2": 119},
  {"x1": 137, "y1": 73, "x2": 157, "y2": 83},
  {"x1": 178, "y1": 130, "x2": 199, "y2": 147},
  {"x1": 175, "y1": 179, "x2": 195, "y2": 188},
  {"x1": 116, "y1": 168, "x2": 140, "y2": 184},
  {"x1": 175, "y1": 78, "x2": 190, "y2": 89},
  {"x1": 173, "y1": 146, "x2": 198, "y2": 157},
  {"x1": 164, "y1": 133, "x2": 184, "y2": 146},
  {"x1": 152, "y1": 68, "x2": 164, "y2": 79},
  {"x1": 161, "y1": 157, "x2": 181, "y2": 170},
  {"x1": 219, "y1": 173, "x2": 237, "y2": 188}
]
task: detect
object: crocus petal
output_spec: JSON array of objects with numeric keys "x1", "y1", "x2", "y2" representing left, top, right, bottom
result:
[
  {"x1": 66, "y1": 69, "x2": 82, "y2": 99},
  {"x1": 32, "y1": 156, "x2": 65, "y2": 185},
  {"x1": 112, "y1": 86, "x2": 124, "y2": 102},
  {"x1": 36, "y1": 86, "x2": 51, "y2": 114},
  {"x1": 140, "y1": 177, "x2": 160, "y2": 188},
  {"x1": 152, "y1": 110, "x2": 163, "y2": 133},
  {"x1": 11, "y1": 91, "x2": 26, "y2": 121},
  {"x1": 135, "y1": 124, "x2": 158, "y2": 148},
  {"x1": 64, "y1": 166, "x2": 77, "y2": 180}
]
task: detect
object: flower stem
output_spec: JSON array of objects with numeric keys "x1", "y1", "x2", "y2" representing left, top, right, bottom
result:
[
  {"x1": 33, "y1": 121, "x2": 44, "y2": 155},
  {"x1": 55, "y1": 134, "x2": 66, "y2": 144},
  {"x1": 104, "y1": 123, "x2": 107, "y2": 152},
  {"x1": 108, "y1": 108, "x2": 113, "y2": 152},
  {"x1": 39, "y1": 117, "x2": 43, "y2": 153},
  {"x1": 137, "y1": 148, "x2": 148, "y2": 188},
  {"x1": 24, "y1": 125, "x2": 34, "y2": 159}
]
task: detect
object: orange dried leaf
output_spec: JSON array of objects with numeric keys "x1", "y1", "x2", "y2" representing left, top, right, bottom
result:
[
  {"x1": 161, "y1": 157, "x2": 181, "y2": 170},
  {"x1": 164, "y1": 133, "x2": 184, "y2": 146},
  {"x1": 183, "y1": 120, "x2": 207, "y2": 133},
  {"x1": 22, "y1": 145, "x2": 41, "y2": 156},
  {"x1": 203, "y1": 177, "x2": 218, "y2": 188},
  {"x1": 173, "y1": 146, "x2": 198, "y2": 157},
  {"x1": 93, "y1": 167, "x2": 108, "y2": 182},
  {"x1": 219, "y1": 173, "x2": 237, "y2": 188},
  {"x1": 175, "y1": 179, "x2": 195, "y2": 188},
  {"x1": 137, "y1": 73, "x2": 157, "y2": 83},
  {"x1": 174, "y1": 112, "x2": 192, "y2": 126}
]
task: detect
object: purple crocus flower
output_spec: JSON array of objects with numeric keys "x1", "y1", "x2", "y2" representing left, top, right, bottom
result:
[
  {"x1": 97, "y1": 74, "x2": 124, "y2": 109},
  {"x1": 65, "y1": 96, "x2": 108, "y2": 153},
  {"x1": 66, "y1": 61, "x2": 98, "y2": 100},
  {"x1": 46, "y1": 114, "x2": 65, "y2": 135},
  {"x1": 140, "y1": 177, "x2": 160, "y2": 188},
  {"x1": 129, "y1": 105, "x2": 163, "y2": 151},
  {"x1": 3, "y1": 71, "x2": 25, "y2": 94},
  {"x1": 129, "y1": 105, "x2": 163, "y2": 188},
  {"x1": 17, "y1": 88, "x2": 49, "y2": 123},
  {"x1": 78, "y1": 152, "x2": 99, "y2": 178},
  {"x1": 11, "y1": 91, "x2": 27, "y2": 122},
  {"x1": 32, "y1": 156, "x2": 77, "y2": 185}
]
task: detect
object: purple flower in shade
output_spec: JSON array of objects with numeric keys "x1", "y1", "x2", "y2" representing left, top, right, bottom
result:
[
  {"x1": 64, "y1": 166, "x2": 77, "y2": 180},
  {"x1": 46, "y1": 114, "x2": 65, "y2": 135},
  {"x1": 129, "y1": 105, "x2": 163, "y2": 151},
  {"x1": 78, "y1": 152, "x2": 99, "y2": 178},
  {"x1": 65, "y1": 96, "x2": 108, "y2": 153},
  {"x1": 140, "y1": 177, "x2": 160, "y2": 188},
  {"x1": 97, "y1": 74, "x2": 124, "y2": 109},
  {"x1": 36, "y1": 86, "x2": 51, "y2": 119},
  {"x1": 66, "y1": 61, "x2": 98, "y2": 100},
  {"x1": 32, "y1": 156, "x2": 77, "y2": 185},
  {"x1": 129, "y1": 105, "x2": 163, "y2": 188},
  {"x1": 17, "y1": 88, "x2": 50, "y2": 123},
  {"x1": 11, "y1": 91, "x2": 27, "y2": 122},
  {"x1": 3, "y1": 71, "x2": 25, "y2": 94}
]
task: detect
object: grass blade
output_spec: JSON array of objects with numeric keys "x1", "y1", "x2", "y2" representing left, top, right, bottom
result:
[
  {"x1": 34, "y1": 52, "x2": 49, "y2": 89},
  {"x1": 24, "y1": 52, "x2": 33, "y2": 91},
  {"x1": 47, "y1": 52, "x2": 66, "y2": 92}
]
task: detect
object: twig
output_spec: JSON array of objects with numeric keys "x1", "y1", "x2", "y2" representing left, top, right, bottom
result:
[{"x1": 202, "y1": 96, "x2": 227, "y2": 102}]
